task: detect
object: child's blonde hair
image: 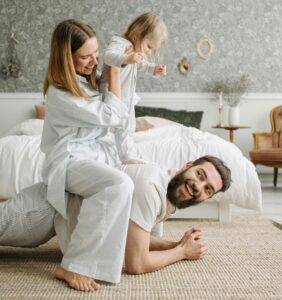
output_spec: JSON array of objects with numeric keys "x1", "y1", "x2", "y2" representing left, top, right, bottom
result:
[{"x1": 124, "y1": 12, "x2": 167, "y2": 60}]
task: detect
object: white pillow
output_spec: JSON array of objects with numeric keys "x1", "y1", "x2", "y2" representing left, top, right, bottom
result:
[
  {"x1": 134, "y1": 125, "x2": 262, "y2": 211},
  {"x1": 135, "y1": 116, "x2": 179, "y2": 132},
  {"x1": 0, "y1": 135, "x2": 45, "y2": 198},
  {"x1": 4, "y1": 119, "x2": 44, "y2": 137}
]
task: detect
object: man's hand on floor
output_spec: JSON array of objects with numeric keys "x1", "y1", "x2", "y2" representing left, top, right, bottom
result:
[
  {"x1": 177, "y1": 227, "x2": 202, "y2": 245},
  {"x1": 178, "y1": 230, "x2": 208, "y2": 260}
]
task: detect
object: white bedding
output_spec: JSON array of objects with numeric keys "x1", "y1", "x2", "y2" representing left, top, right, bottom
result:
[{"x1": 0, "y1": 119, "x2": 262, "y2": 211}]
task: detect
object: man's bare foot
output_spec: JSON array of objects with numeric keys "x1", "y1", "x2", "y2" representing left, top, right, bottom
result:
[{"x1": 55, "y1": 267, "x2": 99, "y2": 292}]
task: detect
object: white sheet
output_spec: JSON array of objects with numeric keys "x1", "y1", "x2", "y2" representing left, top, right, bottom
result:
[
  {"x1": 0, "y1": 135, "x2": 44, "y2": 199},
  {"x1": 4, "y1": 119, "x2": 44, "y2": 137},
  {"x1": 0, "y1": 120, "x2": 262, "y2": 211}
]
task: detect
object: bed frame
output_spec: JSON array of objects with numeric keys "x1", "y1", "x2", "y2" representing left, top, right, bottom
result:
[
  {"x1": 172, "y1": 200, "x2": 231, "y2": 223},
  {"x1": 0, "y1": 92, "x2": 232, "y2": 223}
]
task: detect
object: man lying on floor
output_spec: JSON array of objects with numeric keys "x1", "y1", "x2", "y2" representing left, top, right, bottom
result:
[{"x1": 0, "y1": 155, "x2": 231, "y2": 276}]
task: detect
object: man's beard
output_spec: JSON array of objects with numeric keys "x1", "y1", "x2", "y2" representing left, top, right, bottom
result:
[{"x1": 166, "y1": 170, "x2": 198, "y2": 209}]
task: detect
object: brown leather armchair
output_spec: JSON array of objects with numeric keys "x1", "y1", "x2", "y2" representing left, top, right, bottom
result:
[{"x1": 249, "y1": 105, "x2": 282, "y2": 187}]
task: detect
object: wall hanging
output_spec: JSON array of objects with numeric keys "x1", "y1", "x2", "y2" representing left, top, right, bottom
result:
[
  {"x1": 178, "y1": 57, "x2": 191, "y2": 75},
  {"x1": 197, "y1": 36, "x2": 214, "y2": 60},
  {"x1": 1, "y1": 28, "x2": 22, "y2": 79}
]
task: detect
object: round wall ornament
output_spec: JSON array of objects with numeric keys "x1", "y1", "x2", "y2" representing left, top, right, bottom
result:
[
  {"x1": 197, "y1": 36, "x2": 214, "y2": 60},
  {"x1": 178, "y1": 57, "x2": 191, "y2": 75}
]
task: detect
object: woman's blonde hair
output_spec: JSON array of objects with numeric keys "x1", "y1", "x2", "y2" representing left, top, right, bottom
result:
[
  {"x1": 43, "y1": 19, "x2": 98, "y2": 99},
  {"x1": 124, "y1": 12, "x2": 167, "y2": 60}
]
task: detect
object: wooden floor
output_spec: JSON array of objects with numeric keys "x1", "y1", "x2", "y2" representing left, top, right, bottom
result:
[{"x1": 231, "y1": 179, "x2": 282, "y2": 224}]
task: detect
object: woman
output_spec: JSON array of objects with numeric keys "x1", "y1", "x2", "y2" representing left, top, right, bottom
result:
[{"x1": 41, "y1": 19, "x2": 134, "y2": 292}]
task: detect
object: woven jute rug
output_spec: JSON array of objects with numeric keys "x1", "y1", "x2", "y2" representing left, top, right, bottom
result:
[{"x1": 0, "y1": 215, "x2": 281, "y2": 299}]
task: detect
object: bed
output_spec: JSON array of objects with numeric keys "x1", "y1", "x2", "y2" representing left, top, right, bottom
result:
[{"x1": 0, "y1": 116, "x2": 262, "y2": 223}]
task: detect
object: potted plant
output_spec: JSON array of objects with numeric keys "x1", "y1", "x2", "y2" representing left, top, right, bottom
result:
[{"x1": 209, "y1": 74, "x2": 252, "y2": 125}]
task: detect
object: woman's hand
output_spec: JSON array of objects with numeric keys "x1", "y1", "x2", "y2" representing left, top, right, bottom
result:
[
  {"x1": 123, "y1": 45, "x2": 143, "y2": 65},
  {"x1": 124, "y1": 52, "x2": 143, "y2": 65}
]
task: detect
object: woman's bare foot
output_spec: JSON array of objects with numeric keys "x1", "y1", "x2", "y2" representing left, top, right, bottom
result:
[{"x1": 55, "y1": 267, "x2": 99, "y2": 292}]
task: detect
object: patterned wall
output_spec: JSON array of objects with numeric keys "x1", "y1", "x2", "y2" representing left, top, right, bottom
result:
[{"x1": 1, "y1": 0, "x2": 282, "y2": 92}]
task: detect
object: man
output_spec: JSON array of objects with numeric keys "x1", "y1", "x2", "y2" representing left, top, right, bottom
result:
[
  {"x1": 0, "y1": 155, "x2": 231, "y2": 281},
  {"x1": 123, "y1": 155, "x2": 231, "y2": 274}
]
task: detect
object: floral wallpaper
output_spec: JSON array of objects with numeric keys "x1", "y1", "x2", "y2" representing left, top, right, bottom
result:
[{"x1": 1, "y1": 0, "x2": 282, "y2": 92}]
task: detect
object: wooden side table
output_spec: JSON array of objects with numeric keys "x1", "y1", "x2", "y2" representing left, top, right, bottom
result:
[{"x1": 212, "y1": 125, "x2": 250, "y2": 143}]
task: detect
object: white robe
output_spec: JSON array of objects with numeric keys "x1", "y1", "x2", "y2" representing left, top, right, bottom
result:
[{"x1": 41, "y1": 76, "x2": 128, "y2": 218}]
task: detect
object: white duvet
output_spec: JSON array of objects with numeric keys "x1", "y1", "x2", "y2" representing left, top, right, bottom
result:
[{"x1": 0, "y1": 119, "x2": 262, "y2": 211}]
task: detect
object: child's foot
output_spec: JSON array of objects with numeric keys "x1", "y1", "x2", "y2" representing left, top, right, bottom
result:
[{"x1": 55, "y1": 266, "x2": 99, "y2": 292}]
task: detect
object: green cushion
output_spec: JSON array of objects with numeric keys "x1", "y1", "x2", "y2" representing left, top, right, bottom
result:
[{"x1": 135, "y1": 106, "x2": 203, "y2": 129}]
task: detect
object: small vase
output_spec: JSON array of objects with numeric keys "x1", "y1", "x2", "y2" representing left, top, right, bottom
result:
[{"x1": 228, "y1": 106, "x2": 240, "y2": 125}]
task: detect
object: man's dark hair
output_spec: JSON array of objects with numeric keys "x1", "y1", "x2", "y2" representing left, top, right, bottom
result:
[{"x1": 192, "y1": 155, "x2": 231, "y2": 192}]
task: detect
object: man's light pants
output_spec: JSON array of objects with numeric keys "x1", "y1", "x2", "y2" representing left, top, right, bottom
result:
[
  {"x1": 61, "y1": 158, "x2": 134, "y2": 284},
  {"x1": 0, "y1": 183, "x2": 55, "y2": 247}
]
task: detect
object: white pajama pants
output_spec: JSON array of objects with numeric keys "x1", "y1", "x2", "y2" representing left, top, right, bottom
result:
[{"x1": 61, "y1": 158, "x2": 134, "y2": 284}]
